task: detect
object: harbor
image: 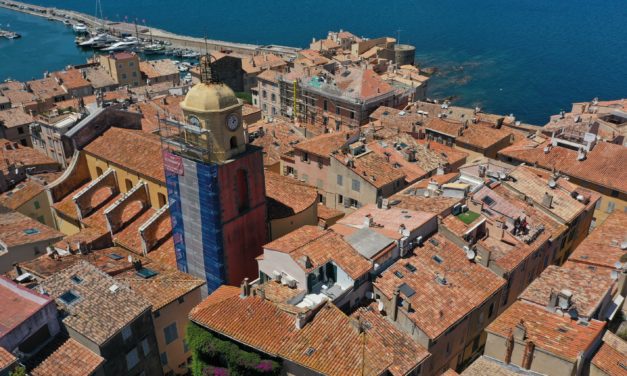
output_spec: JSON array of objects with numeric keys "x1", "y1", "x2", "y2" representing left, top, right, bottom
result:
[{"x1": 0, "y1": 0, "x2": 300, "y2": 58}]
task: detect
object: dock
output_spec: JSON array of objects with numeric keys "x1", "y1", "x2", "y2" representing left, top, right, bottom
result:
[{"x1": 0, "y1": 0, "x2": 300, "y2": 58}]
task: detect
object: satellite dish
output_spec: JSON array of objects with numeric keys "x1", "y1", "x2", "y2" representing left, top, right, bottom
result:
[
  {"x1": 548, "y1": 179, "x2": 557, "y2": 189},
  {"x1": 466, "y1": 248, "x2": 476, "y2": 260},
  {"x1": 614, "y1": 261, "x2": 623, "y2": 270},
  {"x1": 378, "y1": 301, "x2": 385, "y2": 312},
  {"x1": 610, "y1": 270, "x2": 619, "y2": 281}
]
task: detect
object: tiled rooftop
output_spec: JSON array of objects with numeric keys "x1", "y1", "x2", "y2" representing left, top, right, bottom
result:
[
  {"x1": 53, "y1": 69, "x2": 91, "y2": 90},
  {"x1": 334, "y1": 150, "x2": 405, "y2": 189},
  {"x1": 374, "y1": 234, "x2": 505, "y2": 339},
  {"x1": 338, "y1": 204, "x2": 435, "y2": 236},
  {"x1": 1, "y1": 139, "x2": 58, "y2": 173},
  {"x1": 265, "y1": 171, "x2": 317, "y2": 220},
  {"x1": 0, "y1": 108, "x2": 34, "y2": 128},
  {"x1": 505, "y1": 166, "x2": 587, "y2": 222},
  {"x1": 389, "y1": 192, "x2": 461, "y2": 216},
  {"x1": 486, "y1": 301, "x2": 605, "y2": 361},
  {"x1": 84, "y1": 127, "x2": 165, "y2": 183},
  {"x1": 249, "y1": 120, "x2": 306, "y2": 166},
  {"x1": 26, "y1": 77, "x2": 66, "y2": 101},
  {"x1": 30, "y1": 337, "x2": 104, "y2": 376},
  {"x1": 519, "y1": 265, "x2": 614, "y2": 319},
  {"x1": 499, "y1": 138, "x2": 627, "y2": 194},
  {"x1": 591, "y1": 331, "x2": 627, "y2": 376},
  {"x1": 0, "y1": 179, "x2": 45, "y2": 210},
  {"x1": 264, "y1": 226, "x2": 371, "y2": 280},
  {"x1": 0, "y1": 276, "x2": 53, "y2": 338},
  {"x1": 114, "y1": 262, "x2": 204, "y2": 311},
  {"x1": 457, "y1": 122, "x2": 513, "y2": 150},
  {"x1": 40, "y1": 261, "x2": 151, "y2": 345},
  {"x1": 294, "y1": 131, "x2": 351, "y2": 158},
  {"x1": 0, "y1": 206, "x2": 63, "y2": 248},
  {"x1": 0, "y1": 346, "x2": 16, "y2": 371},
  {"x1": 568, "y1": 211, "x2": 627, "y2": 269},
  {"x1": 191, "y1": 287, "x2": 428, "y2": 376},
  {"x1": 461, "y1": 356, "x2": 519, "y2": 376}
]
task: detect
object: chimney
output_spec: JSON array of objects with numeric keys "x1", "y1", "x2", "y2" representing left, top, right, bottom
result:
[
  {"x1": 505, "y1": 330, "x2": 514, "y2": 364},
  {"x1": 617, "y1": 269, "x2": 627, "y2": 297},
  {"x1": 295, "y1": 312, "x2": 307, "y2": 329},
  {"x1": 363, "y1": 214, "x2": 374, "y2": 227},
  {"x1": 556, "y1": 289, "x2": 573, "y2": 310},
  {"x1": 577, "y1": 147, "x2": 586, "y2": 161},
  {"x1": 548, "y1": 289, "x2": 559, "y2": 310},
  {"x1": 521, "y1": 341, "x2": 535, "y2": 370},
  {"x1": 542, "y1": 192, "x2": 553, "y2": 208},
  {"x1": 513, "y1": 319, "x2": 527, "y2": 341},
  {"x1": 391, "y1": 288, "x2": 400, "y2": 321},
  {"x1": 240, "y1": 278, "x2": 250, "y2": 298},
  {"x1": 13, "y1": 263, "x2": 22, "y2": 276}
]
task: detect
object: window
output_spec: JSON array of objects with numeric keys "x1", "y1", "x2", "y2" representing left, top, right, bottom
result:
[
  {"x1": 154, "y1": 310, "x2": 160, "y2": 318},
  {"x1": 160, "y1": 352, "x2": 168, "y2": 366},
  {"x1": 140, "y1": 338, "x2": 150, "y2": 356},
  {"x1": 323, "y1": 100, "x2": 328, "y2": 111},
  {"x1": 96, "y1": 167, "x2": 103, "y2": 176},
  {"x1": 350, "y1": 111, "x2": 355, "y2": 120},
  {"x1": 122, "y1": 325, "x2": 132, "y2": 342},
  {"x1": 20, "y1": 139, "x2": 27, "y2": 146},
  {"x1": 230, "y1": 136, "x2": 238, "y2": 150},
  {"x1": 351, "y1": 179, "x2": 360, "y2": 192},
  {"x1": 158, "y1": 193, "x2": 167, "y2": 208},
  {"x1": 262, "y1": 104, "x2": 267, "y2": 111},
  {"x1": 235, "y1": 169, "x2": 250, "y2": 213},
  {"x1": 488, "y1": 302, "x2": 495, "y2": 318},
  {"x1": 183, "y1": 340, "x2": 189, "y2": 353},
  {"x1": 34, "y1": 201, "x2": 40, "y2": 209},
  {"x1": 607, "y1": 201, "x2": 615, "y2": 213},
  {"x1": 132, "y1": 71, "x2": 137, "y2": 77},
  {"x1": 18, "y1": 127, "x2": 24, "y2": 134},
  {"x1": 59, "y1": 290, "x2": 80, "y2": 305},
  {"x1": 129, "y1": 62, "x2": 134, "y2": 67},
  {"x1": 336, "y1": 174, "x2": 343, "y2": 186},
  {"x1": 595, "y1": 198, "x2": 602, "y2": 210},
  {"x1": 126, "y1": 348, "x2": 139, "y2": 370},
  {"x1": 37, "y1": 216, "x2": 45, "y2": 223},
  {"x1": 349, "y1": 198, "x2": 360, "y2": 208},
  {"x1": 271, "y1": 93, "x2": 276, "y2": 102},
  {"x1": 302, "y1": 152, "x2": 309, "y2": 162},
  {"x1": 611, "y1": 190, "x2": 619, "y2": 198},
  {"x1": 338, "y1": 194, "x2": 343, "y2": 204},
  {"x1": 178, "y1": 296, "x2": 185, "y2": 304},
  {"x1": 125, "y1": 179, "x2": 133, "y2": 191},
  {"x1": 272, "y1": 107, "x2": 277, "y2": 115},
  {"x1": 262, "y1": 90, "x2": 267, "y2": 99},
  {"x1": 122, "y1": 73, "x2": 127, "y2": 79},
  {"x1": 164, "y1": 322, "x2": 178, "y2": 345},
  {"x1": 335, "y1": 106, "x2": 340, "y2": 115}
]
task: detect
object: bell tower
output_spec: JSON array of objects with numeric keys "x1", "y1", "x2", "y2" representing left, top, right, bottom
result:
[
  {"x1": 162, "y1": 54, "x2": 268, "y2": 295},
  {"x1": 180, "y1": 54, "x2": 246, "y2": 162}
]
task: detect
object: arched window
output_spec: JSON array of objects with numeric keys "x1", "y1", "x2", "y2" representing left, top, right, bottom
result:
[
  {"x1": 96, "y1": 167, "x2": 103, "y2": 176},
  {"x1": 230, "y1": 136, "x2": 238, "y2": 150},
  {"x1": 235, "y1": 169, "x2": 249, "y2": 213},
  {"x1": 158, "y1": 192, "x2": 167, "y2": 208},
  {"x1": 125, "y1": 179, "x2": 133, "y2": 191}
]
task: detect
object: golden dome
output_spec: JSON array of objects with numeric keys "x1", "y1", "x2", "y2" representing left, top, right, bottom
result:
[{"x1": 180, "y1": 82, "x2": 240, "y2": 113}]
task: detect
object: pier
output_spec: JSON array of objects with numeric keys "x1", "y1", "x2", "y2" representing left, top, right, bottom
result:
[{"x1": 0, "y1": 0, "x2": 300, "y2": 58}]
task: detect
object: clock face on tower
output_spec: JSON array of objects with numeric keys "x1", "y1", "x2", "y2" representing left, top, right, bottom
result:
[{"x1": 226, "y1": 113, "x2": 240, "y2": 131}]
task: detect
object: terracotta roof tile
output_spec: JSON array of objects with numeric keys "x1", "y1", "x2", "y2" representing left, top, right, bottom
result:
[
  {"x1": 0, "y1": 139, "x2": 59, "y2": 174},
  {"x1": 0, "y1": 346, "x2": 16, "y2": 371},
  {"x1": 27, "y1": 78, "x2": 66, "y2": 101},
  {"x1": 52, "y1": 69, "x2": 91, "y2": 91},
  {"x1": 264, "y1": 226, "x2": 371, "y2": 280},
  {"x1": 0, "y1": 179, "x2": 45, "y2": 210},
  {"x1": 84, "y1": 127, "x2": 165, "y2": 183},
  {"x1": 486, "y1": 301, "x2": 605, "y2": 361},
  {"x1": 461, "y1": 356, "x2": 518, "y2": 376},
  {"x1": 457, "y1": 122, "x2": 513, "y2": 150},
  {"x1": 499, "y1": 138, "x2": 627, "y2": 194},
  {"x1": 519, "y1": 264, "x2": 614, "y2": 319},
  {"x1": 390, "y1": 192, "x2": 461, "y2": 217},
  {"x1": 569, "y1": 211, "x2": 627, "y2": 269},
  {"x1": 591, "y1": 332, "x2": 627, "y2": 376},
  {"x1": 374, "y1": 234, "x2": 505, "y2": 339},
  {"x1": 40, "y1": 261, "x2": 151, "y2": 345},
  {"x1": 265, "y1": 171, "x2": 317, "y2": 220},
  {"x1": 30, "y1": 338, "x2": 103, "y2": 376},
  {"x1": 0, "y1": 276, "x2": 53, "y2": 338},
  {"x1": 0, "y1": 108, "x2": 34, "y2": 128},
  {"x1": 250, "y1": 120, "x2": 306, "y2": 166},
  {"x1": 294, "y1": 131, "x2": 351, "y2": 158},
  {"x1": 334, "y1": 150, "x2": 405, "y2": 189},
  {"x1": 0, "y1": 206, "x2": 63, "y2": 247}
]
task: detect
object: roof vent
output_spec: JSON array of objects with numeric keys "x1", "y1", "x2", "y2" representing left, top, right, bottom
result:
[
  {"x1": 435, "y1": 274, "x2": 447, "y2": 286},
  {"x1": 109, "y1": 284, "x2": 119, "y2": 293},
  {"x1": 621, "y1": 241, "x2": 627, "y2": 251}
]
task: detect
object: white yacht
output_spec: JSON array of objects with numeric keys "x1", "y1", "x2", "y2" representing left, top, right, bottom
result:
[
  {"x1": 79, "y1": 33, "x2": 118, "y2": 48},
  {"x1": 101, "y1": 37, "x2": 140, "y2": 51},
  {"x1": 72, "y1": 23, "x2": 88, "y2": 33}
]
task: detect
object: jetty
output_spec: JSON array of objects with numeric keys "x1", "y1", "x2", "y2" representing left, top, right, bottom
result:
[{"x1": 0, "y1": 0, "x2": 300, "y2": 58}]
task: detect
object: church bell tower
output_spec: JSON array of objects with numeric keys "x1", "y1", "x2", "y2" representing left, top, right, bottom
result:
[{"x1": 162, "y1": 54, "x2": 268, "y2": 294}]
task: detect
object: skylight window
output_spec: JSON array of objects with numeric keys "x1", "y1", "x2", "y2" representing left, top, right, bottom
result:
[
  {"x1": 23, "y1": 228, "x2": 40, "y2": 235},
  {"x1": 304, "y1": 347, "x2": 315, "y2": 356},
  {"x1": 70, "y1": 275, "x2": 83, "y2": 284},
  {"x1": 108, "y1": 253, "x2": 123, "y2": 260},
  {"x1": 404, "y1": 263, "x2": 417, "y2": 273},
  {"x1": 432, "y1": 255, "x2": 444, "y2": 264},
  {"x1": 59, "y1": 290, "x2": 80, "y2": 305},
  {"x1": 394, "y1": 270, "x2": 404, "y2": 279},
  {"x1": 136, "y1": 268, "x2": 158, "y2": 279}
]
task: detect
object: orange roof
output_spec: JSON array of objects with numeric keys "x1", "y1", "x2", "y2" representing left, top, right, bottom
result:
[
  {"x1": 83, "y1": 127, "x2": 165, "y2": 183},
  {"x1": 374, "y1": 234, "x2": 505, "y2": 339},
  {"x1": 0, "y1": 107, "x2": 34, "y2": 128},
  {"x1": 0, "y1": 346, "x2": 16, "y2": 371},
  {"x1": 30, "y1": 338, "x2": 104, "y2": 376},
  {"x1": 591, "y1": 332, "x2": 627, "y2": 376},
  {"x1": 519, "y1": 264, "x2": 614, "y2": 319},
  {"x1": 0, "y1": 207, "x2": 63, "y2": 247},
  {"x1": 333, "y1": 150, "x2": 406, "y2": 189},
  {"x1": 265, "y1": 171, "x2": 317, "y2": 220},
  {"x1": 457, "y1": 122, "x2": 513, "y2": 150},
  {"x1": 569, "y1": 211, "x2": 627, "y2": 269},
  {"x1": 461, "y1": 356, "x2": 517, "y2": 375},
  {"x1": 191, "y1": 287, "x2": 428, "y2": 376},
  {"x1": 27, "y1": 77, "x2": 66, "y2": 100},
  {"x1": 499, "y1": 138, "x2": 627, "y2": 194},
  {"x1": 249, "y1": 120, "x2": 306, "y2": 166},
  {"x1": 390, "y1": 193, "x2": 460, "y2": 217},
  {"x1": 0, "y1": 179, "x2": 45, "y2": 210},
  {"x1": 425, "y1": 117, "x2": 463, "y2": 137},
  {"x1": 264, "y1": 226, "x2": 371, "y2": 280},
  {"x1": 0, "y1": 139, "x2": 58, "y2": 174},
  {"x1": 487, "y1": 301, "x2": 605, "y2": 361},
  {"x1": 294, "y1": 131, "x2": 350, "y2": 158},
  {"x1": 53, "y1": 69, "x2": 91, "y2": 90}
]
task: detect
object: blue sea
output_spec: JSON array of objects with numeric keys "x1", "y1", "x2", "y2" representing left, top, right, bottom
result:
[{"x1": 2, "y1": 0, "x2": 627, "y2": 125}]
